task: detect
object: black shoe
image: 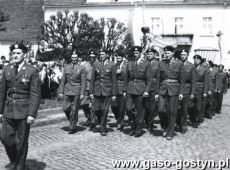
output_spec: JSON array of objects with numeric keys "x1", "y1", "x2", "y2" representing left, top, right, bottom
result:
[
  {"x1": 192, "y1": 123, "x2": 198, "y2": 128},
  {"x1": 68, "y1": 129, "x2": 77, "y2": 134},
  {"x1": 129, "y1": 129, "x2": 135, "y2": 136},
  {"x1": 100, "y1": 131, "x2": 107, "y2": 136},
  {"x1": 181, "y1": 128, "x2": 187, "y2": 134},
  {"x1": 134, "y1": 133, "x2": 142, "y2": 138},
  {"x1": 117, "y1": 123, "x2": 124, "y2": 130},
  {"x1": 5, "y1": 162, "x2": 15, "y2": 170}
]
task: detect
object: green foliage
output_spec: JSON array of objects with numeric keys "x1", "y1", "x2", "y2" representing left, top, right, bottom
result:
[{"x1": 38, "y1": 10, "x2": 128, "y2": 61}]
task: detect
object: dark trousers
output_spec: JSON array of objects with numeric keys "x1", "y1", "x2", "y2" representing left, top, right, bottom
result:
[
  {"x1": 215, "y1": 92, "x2": 224, "y2": 114},
  {"x1": 206, "y1": 93, "x2": 215, "y2": 117},
  {"x1": 81, "y1": 90, "x2": 91, "y2": 122},
  {"x1": 126, "y1": 94, "x2": 146, "y2": 134},
  {"x1": 62, "y1": 95, "x2": 80, "y2": 130},
  {"x1": 1, "y1": 118, "x2": 30, "y2": 170},
  {"x1": 92, "y1": 96, "x2": 112, "y2": 132},
  {"x1": 176, "y1": 95, "x2": 191, "y2": 130},
  {"x1": 158, "y1": 95, "x2": 178, "y2": 137},
  {"x1": 111, "y1": 94, "x2": 126, "y2": 125},
  {"x1": 145, "y1": 91, "x2": 157, "y2": 128},
  {"x1": 189, "y1": 94, "x2": 203, "y2": 124}
]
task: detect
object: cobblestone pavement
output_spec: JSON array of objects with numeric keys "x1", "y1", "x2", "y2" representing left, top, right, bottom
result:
[{"x1": 1, "y1": 93, "x2": 230, "y2": 170}]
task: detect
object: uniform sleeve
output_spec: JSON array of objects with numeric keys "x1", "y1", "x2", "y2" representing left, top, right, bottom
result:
[
  {"x1": 144, "y1": 62, "x2": 152, "y2": 93},
  {"x1": 223, "y1": 73, "x2": 228, "y2": 94},
  {"x1": 80, "y1": 67, "x2": 86, "y2": 96},
  {"x1": 112, "y1": 64, "x2": 117, "y2": 96},
  {"x1": 123, "y1": 63, "x2": 128, "y2": 93},
  {"x1": 191, "y1": 65, "x2": 196, "y2": 95},
  {"x1": 58, "y1": 67, "x2": 66, "y2": 94},
  {"x1": 89, "y1": 64, "x2": 96, "y2": 94},
  {"x1": 0, "y1": 68, "x2": 7, "y2": 115},
  {"x1": 155, "y1": 63, "x2": 160, "y2": 95},
  {"x1": 179, "y1": 63, "x2": 185, "y2": 95},
  {"x1": 29, "y1": 69, "x2": 41, "y2": 118},
  {"x1": 203, "y1": 69, "x2": 209, "y2": 94}
]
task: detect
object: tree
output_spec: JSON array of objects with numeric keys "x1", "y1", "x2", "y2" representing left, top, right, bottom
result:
[
  {"x1": 38, "y1": 10, "x2": 128, "y2": 61},
  {"x1": 0, "y1": 10, "x2": 9, "y2": 31},
  {"x1": 98, "y1": 18, "x2": 127, "y2": 57}
]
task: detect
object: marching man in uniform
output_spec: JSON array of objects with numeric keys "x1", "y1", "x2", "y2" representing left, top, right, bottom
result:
[
  {"x1": 89, "y1": 49, "x2": 117, "y2": 136},
  {"x1": 58, "y1": 50, "x2": 86, "y2": 134},
  {"x1": 123, "y1": 46, "x2": 151, "y2": 138},
  {"x1": 157, "y1": 46, "x2": 184, "y2": 140},
  {"x1": 0, "y1": 43, "x2": 41, "y2": 170}
]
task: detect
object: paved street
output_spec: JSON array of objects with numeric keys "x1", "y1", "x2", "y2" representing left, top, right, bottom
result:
[{"x1": 1, "y1": 93, "x2": 230, "y2": 170}]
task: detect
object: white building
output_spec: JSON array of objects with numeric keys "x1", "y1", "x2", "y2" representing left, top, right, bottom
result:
[{"x1": 43, "y1": 0, "x2": 230, "y2": 67}]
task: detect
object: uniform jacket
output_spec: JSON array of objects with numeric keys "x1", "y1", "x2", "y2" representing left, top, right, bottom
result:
[
  {"x1": 59, "y1": 63, "x2": 86, "y2": 96},
  {"x1": 116, "y1": 60, "x2": 127, "y2": 95},
  {"x1": 183, "y1": 61, "x2": 195, "y2": 95},
  {"x1": 124, "y1": 58, "x2": 151, "y2": 95},
  {"x1": 89, "y1": 60, "x2": 117, "y2": 96},
  {"x1": 158, "y1": 58, "x2": 184, "y2": 96},
  {"x1": 0, "y1": 63, "x2": 41, "y2": 119},
  {"x1": 209, "y1": 69, "x2": 218, "y2": 92},
  {"x1": 149, "y1": 60, "x2": 160, "y2": 93},
  {"x1": 81, "y1": 61, "x2": 92, "y2": 91},
  {"x1": 191, "y1": 64, "x2": 209, "y2": 95},
  {"x1": 215, "y1": 71, "x2": 227, "y2": 93}
]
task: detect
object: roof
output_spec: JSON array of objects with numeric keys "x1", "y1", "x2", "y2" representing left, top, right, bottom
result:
[
  {"x1": 44, "y1": 0, "x2": 86, "y2": 7},
  {"x1": 0, "y1": 0, "x2": 44, "y2": 42},
  {"x1": 43, "y1": 0, "x2": 230, "y2": 8}
]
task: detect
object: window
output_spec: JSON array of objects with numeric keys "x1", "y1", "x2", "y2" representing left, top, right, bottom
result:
[
  {"x1": 202, "y1": 17, "x2": 212, "y2": 35},
  {"x1": 151, "y1": 17, "x2": 161, "y2": 35},
  {"x1": 175, "y1": 17, "x2": 183, "y2": 34}
]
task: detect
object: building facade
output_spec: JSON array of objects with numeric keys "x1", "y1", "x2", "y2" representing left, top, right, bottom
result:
[{"x1": 44, "y1": 0, "x2": 230, "y2": 67}]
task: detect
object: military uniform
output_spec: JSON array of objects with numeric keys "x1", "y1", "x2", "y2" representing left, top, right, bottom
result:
[
  {"x1": 206, "y1": 68, "x2": 218, "y2": 118},
  {"x1": 158, "y1": 58, "x2": 184, "y2": 138},
  {"x1": 145, "y1": 59, "x2": 159, "y2": 131},
  {"x1": 111, "y1": 60, "x2": 127, "y2": 129},
  {"x1": 0, "y1": 62, "x2": 41, "y2": 170},
  {"x1": 124, "y1": 58, "x2": 151, "y2": 137},
  {"x1": 190, "y1": 64, "x2": 209, "y2": 126},
  {"x1": 215, "y1": 70, "x2": 227, "y2": 114},
  {"x1": 176, "y1": 61, "x2": 195, "y2": 132},
  {"x1": 59, "y1": 63, "x2": 86, "y2": 131},
  {"x1": 89, "y1": 59, "x2": 117, "y2": 134}
]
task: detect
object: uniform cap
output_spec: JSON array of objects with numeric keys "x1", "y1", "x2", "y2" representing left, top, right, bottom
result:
[
  {"x1": 131, "y1": 46, "x2": 142, "y2": 53},
  {"x1": 146, "y1": 48, "x2": 157, "y2": 54},
  {"x1": 163, "y1": 46, "x2": 174, "y2": 52},
  {"x1": 193, "y1": 55, "x2": 202, "y2": 60},
  {"x1": 10, "y1": 43, "x2": 28, "y2": 53},
  {"x1": 89, "y1": 51, "x2": 96, "y2": 58}
]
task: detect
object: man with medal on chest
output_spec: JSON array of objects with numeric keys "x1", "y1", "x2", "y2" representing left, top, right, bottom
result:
[{"x1": 0, "y1": 43, "x2": 41, "y2": 170}]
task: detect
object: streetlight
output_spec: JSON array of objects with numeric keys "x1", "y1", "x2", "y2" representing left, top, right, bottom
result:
[{"x1": 216, "y1": 30, "x2": 223, "y2": 64}]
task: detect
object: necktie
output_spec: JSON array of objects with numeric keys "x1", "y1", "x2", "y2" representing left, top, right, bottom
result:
[{"x1": 15, "y1": 64, "x2": 19, "y2": 76}]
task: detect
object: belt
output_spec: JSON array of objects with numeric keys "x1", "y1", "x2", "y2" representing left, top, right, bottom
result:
[
  {"x1": 163, "y1": 79, "x2": 178, "y2": 83},
  {"x1": 8, "y1": 93, "x2": 30, "y2": 99}
]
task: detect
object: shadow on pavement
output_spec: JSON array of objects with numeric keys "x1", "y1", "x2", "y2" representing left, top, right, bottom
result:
[
  {"x1": 26, "y1": 159, "x2": 46, "y2": 170},
  {"x1": 61, "y1": 126, "x2": 86, "y2": 132}
]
